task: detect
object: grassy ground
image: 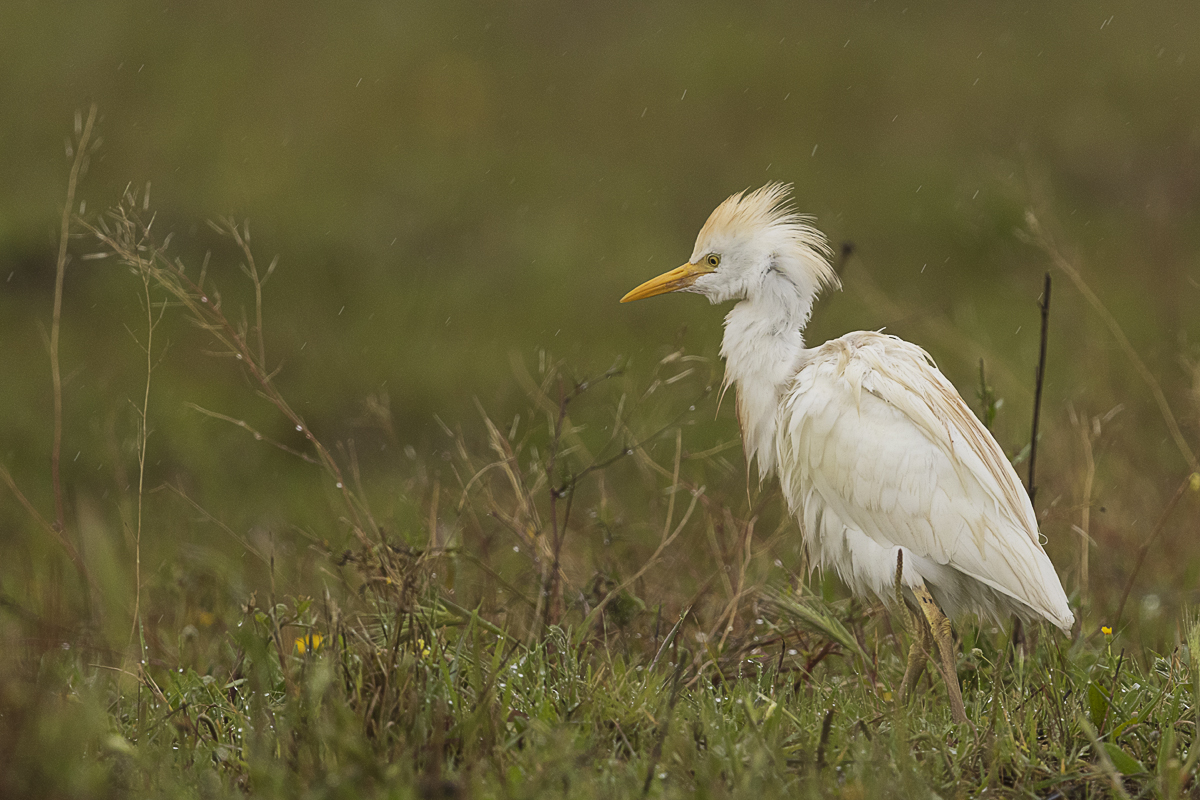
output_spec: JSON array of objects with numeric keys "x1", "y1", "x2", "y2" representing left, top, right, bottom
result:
[
  {"x1": 3, "y1": 172, "x2": 1200, "y2": 798},
  {"x1": 8, "y1": 585, "x2": 1200, "y2": 799},
  {"x1": 4, "y1": 5, "x2": 1200, "y2": 794}
]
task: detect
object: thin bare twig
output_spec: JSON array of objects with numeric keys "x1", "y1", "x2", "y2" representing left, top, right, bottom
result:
[
  {"x1": 82, "y1": 207, "x2": 376, "y2": 552},
  {"x1": 129, "y1": 257, "x2": 167, "y2": 648},
  {"x1": 1027, "y1": 272, "x2": 1051, "y2": 503},
  {"x1": 224, "y1": 217, "x2": 276, "y2": 369},
  {"x1": 1025, "y1": 211, "x2": 1197, "y2": 473},
  {"x1": 183, "y1": 403, "x2": 319, "y2": 464}
]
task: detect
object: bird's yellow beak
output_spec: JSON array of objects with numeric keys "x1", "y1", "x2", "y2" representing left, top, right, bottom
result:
[{"x1": 620, "y1": 262, "x2": 711, "y2": 303}]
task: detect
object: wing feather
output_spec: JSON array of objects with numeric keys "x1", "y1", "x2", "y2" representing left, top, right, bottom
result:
[{"x1": 778, "y1": 331, "x2": 1073, "y2": 630}]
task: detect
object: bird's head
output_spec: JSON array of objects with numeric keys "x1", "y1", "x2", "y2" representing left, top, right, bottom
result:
[{"x1": 621, "y1": 182, "x2": 840, "y2": 306}]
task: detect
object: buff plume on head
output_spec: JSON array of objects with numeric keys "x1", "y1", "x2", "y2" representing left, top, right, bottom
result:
[{"x1": 621, "y1": 183, "x2": 838, "y2": 307}]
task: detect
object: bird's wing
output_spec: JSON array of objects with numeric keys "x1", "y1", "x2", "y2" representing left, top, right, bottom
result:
[{"x1": 777, "y1": 331, "x2": 1072, "y2": 628}]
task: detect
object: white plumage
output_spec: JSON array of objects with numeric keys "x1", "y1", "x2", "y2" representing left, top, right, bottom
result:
[
  {"x1": 622, "y1": 183, "x2": 1073, "y2": 722},
  {"x1": 778, "y1": 331, "x2": 1072, "y2": 630}
]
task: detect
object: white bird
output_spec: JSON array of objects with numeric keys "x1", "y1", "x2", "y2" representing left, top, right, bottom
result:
[{"x1": 621, "y1": 183, "x2": 1073, "y2": 723}]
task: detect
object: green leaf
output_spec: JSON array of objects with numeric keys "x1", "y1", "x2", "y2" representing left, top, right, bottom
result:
[
  {"x1": 1102, "y1": 742, "x2": 1145, "y2": 775},
  {"x1": 1088, "y1": 682, "x2": 1109, "y2": 726},
  {"x1": 1110, "y1": 713, "x2": 1139, "y2": 738},
  {"x1": 761, "y1": 587, "x2": 869, "y2": 664},
  {"x1": 103, "y1": 734, "x2": 136, "y2": 756}
]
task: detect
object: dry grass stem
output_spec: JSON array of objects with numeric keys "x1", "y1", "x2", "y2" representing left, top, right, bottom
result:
[
  {"x1": 82, "y1": 201, "x2": 378, "y2": 552},
  {"x1": 1024, "y1": 210, "x2": 1198, "y2": 473},
  {"x1": 1077, "y1": 414, "x2": 1096, "y2": 607},
  {"x1": 1026, "y1": 272, "x2": 1051, "y2": 503},
  {"x1": 51, "y1": 104, "x2": 97, "y2": 535},
  {"x1": 183, "y1": 403, "x2": 320, "y2": 464},
  {"x1": 128, "y1": 239, "x2": 168, "y2": 651}
]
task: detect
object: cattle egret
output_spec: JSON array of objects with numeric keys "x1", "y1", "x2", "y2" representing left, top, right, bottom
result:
[{"x1": 621, "y1": 183, "x2": 1073, "y2": 723}]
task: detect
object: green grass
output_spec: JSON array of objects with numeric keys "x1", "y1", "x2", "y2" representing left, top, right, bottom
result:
[
  {"x1": 8, "y1": 581, "x2": 1200, "y2": 798},
  {"x1": 1, "y1": 183, "x2": 1199, "y2": 799},
  {"x1": 6, "y1": 14, "x2": 1200, "y2": 786}
]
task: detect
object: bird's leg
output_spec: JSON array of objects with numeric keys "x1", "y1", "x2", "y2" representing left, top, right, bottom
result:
[
  {"x1": 892, "y1": 549, "x2": 905, "y2": 610},
  {"x1": 911, "y1": 583, "x2": 968, "y2": 724},
  {"x1": 894, "y1": 550, "x2": 928, "y2": 705},
  {"x1": 897, "y1": 608, "x2": 929, "y2": 705}
]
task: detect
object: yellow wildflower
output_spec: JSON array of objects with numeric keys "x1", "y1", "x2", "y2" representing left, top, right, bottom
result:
[
  {"x1": 295, "y1": 633, "x2": 324, "y2": 655},
  {"x1": 1101, "y1": 626, "x2": 1112, "y2": 636},
  {"x1": 416, "y1": 638, "x2": 431, "y2": 659}
]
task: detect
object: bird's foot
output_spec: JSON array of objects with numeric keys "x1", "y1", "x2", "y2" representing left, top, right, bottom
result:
[{"x1": 911, "y1": 583, "x2": 970, "y2": 726}]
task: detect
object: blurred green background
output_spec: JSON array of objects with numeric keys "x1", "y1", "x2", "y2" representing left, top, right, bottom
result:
[{"x1": 1, "y1": 0, "x2": 1198, "y2": 638}]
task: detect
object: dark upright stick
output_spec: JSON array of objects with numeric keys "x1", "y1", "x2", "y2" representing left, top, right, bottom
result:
[
  {"x1": 1013, "y1": 273, "x2": 1052, "y2": 650},
  {"x1": 1027, "y1": 272, "x2": 1051, "y2": 503}
]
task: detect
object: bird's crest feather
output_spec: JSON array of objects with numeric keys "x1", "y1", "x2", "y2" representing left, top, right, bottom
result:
[{"x1": 696, "y1": 182, "x2": 840, "y2": 292}]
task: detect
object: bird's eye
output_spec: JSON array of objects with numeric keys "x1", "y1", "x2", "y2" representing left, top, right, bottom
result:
[{"x1": 705, "y1": 254, "x2": 720, "y2": 268}]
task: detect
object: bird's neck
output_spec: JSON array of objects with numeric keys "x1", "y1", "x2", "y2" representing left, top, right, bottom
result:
[{"x1": 720, "y1": 287, "x2": 816, "y2": 480}]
